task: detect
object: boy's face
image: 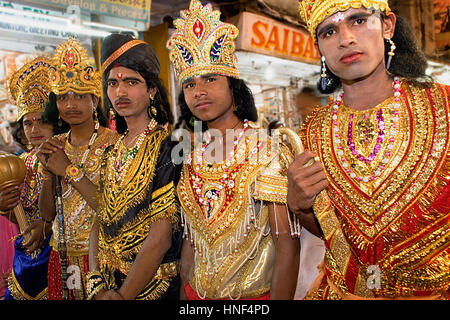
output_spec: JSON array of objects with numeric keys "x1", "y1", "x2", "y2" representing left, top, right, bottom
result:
[
  {"x1": 106, "y1": 66, "x2": 156, "y2": 120},
  {"x1": 182, "y1": 74, "x2": 234, "y2": 123},
  {"x1": 316, "y1": 8, "x2": 395, "y2": 83}
]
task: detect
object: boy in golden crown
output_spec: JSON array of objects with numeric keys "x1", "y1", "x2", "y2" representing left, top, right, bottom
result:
[
  {"x1": 36, "y1": 39, "x2": 118, "y2": 300},
  {"x1": 2, "y1": 56, "x2": 58, "y2": 300},
  {"x1": 168, "y1": 0, "x2": 300, "y2": 300},
  {"x1": 288, "y1": 0, "x2": 449, "y2": 299}
]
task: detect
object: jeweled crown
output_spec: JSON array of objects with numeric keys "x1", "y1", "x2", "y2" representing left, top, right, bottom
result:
[
  {"x1": 167, "y1": 0, "x2": 239, "y2": 84},
  {"x1": 298, "y1": 0, "x2": 391, "y2": 39},
  {"x1": 50, "y1": 38, "x2": 101, "y2": 97},
  {"x1": 7, "y1": 56, "x2": 53, "y2": 121}
]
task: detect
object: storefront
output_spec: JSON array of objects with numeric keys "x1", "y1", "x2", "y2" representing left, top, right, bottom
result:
[
  {"x1": 230, "y1": 11, "x2": 322, "y2": 130},
  {"x1": 0, "y1": 0, "x2": 150, "y2": 149}
]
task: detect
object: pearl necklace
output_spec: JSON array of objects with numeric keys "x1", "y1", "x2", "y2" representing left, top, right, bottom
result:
[
  {"x1": 67, "y1": 121, "x2": 100, "y2": 169},
  {"x1": 333, "y1": 77, "x2": 401, "y2": 183},
  {"x1": 194, "y1": 119, "x2": 249, "y2": 207}
]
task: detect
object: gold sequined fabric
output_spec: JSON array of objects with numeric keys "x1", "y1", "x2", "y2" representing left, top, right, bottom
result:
[
  {"x1": 50, "y1": 128, "x2": 118, "y2": 256},
  {"x1": 177, "y1": 126, "x2": 293, "y2": 299},
  {"x1": 301, "y1": 82, "x2": 450, "y2": 299}
]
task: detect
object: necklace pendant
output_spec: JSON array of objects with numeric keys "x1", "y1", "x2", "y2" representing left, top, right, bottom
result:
[{"x1": 333, "y1": 77, "x2": 401, "y2": 184}]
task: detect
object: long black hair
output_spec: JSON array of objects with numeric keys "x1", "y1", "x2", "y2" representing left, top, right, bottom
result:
[
  {"x1": 176, "y1": 76, "x2": 257, "y2": 132},
  {"x1": 41, "y1": 92, "x2": 107, "y2": 133},
  {"x1": 318, "y1": 14, "x2": 431, "y2": 94}
]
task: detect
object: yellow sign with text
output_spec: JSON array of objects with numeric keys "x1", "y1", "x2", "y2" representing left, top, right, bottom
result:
[{"x1": 232, "y1": 12, "x2": 320, "y2": 64}]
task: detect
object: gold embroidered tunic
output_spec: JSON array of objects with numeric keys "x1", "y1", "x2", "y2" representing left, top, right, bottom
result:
[
  {"x1": 177, "y1": 124, "x2": 295, "y2": 299},
  {"x1": 19, "y1": 151, "x2": 43, "y2": 224},
  {"x1": 97, "y1": 128, "x2": 181, "y2": 300},
  {"x1": 50, "y1": 128, "x2": 118, "y2": 256},
  {"x1": 301, "y1": 82, "x2": 450, "y2": 299}
]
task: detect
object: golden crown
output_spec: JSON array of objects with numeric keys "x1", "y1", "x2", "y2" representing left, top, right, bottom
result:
[
  {"x1": 167, "y1": 0, "x2": 239, "y2": 84},
  {"x1": 7, "y1": 56, "x2": 53, "y2": 121},
  {"x1": 50, "y1": 38, "x2": 101, "y2": 97},
  {"x1": 298, "y1": 0, "x2": 391, "y2": 39}
]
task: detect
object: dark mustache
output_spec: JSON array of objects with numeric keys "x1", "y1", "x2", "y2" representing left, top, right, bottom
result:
[{"x1": 114, "y1": 97, "x2": 131, "y2": 105}]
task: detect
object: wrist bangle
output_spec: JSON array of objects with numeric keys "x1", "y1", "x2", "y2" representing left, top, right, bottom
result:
[
  {"x1": 65, "y1": 164, "x2": 84, "y2": 184},
  {"x1": 86, "y1": 270, "x2": 106, "y2": 300}
]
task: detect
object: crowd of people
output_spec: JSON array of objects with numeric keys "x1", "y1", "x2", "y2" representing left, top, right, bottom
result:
[{"x1": 0, "y1": 0, "x2": 448, "y2": 300}]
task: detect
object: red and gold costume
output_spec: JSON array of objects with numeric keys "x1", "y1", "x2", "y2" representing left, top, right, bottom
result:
[
  {"x1": 297, "y1": 0, "x2": 449, "y2": 300},
  {"x1": 301, "y1": 81, "x2": 449, "y2": 299}
]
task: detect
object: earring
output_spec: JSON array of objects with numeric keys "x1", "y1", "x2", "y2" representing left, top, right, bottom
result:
[
  {"x1": 320, "y1": 56, "x2": 328, "y2": 91},
  {"x1": 109, "y1": 108, "x2": 116, "y2": 131},
  {"x1": 386, "y1": 38, "x2": 396, "y2": 70},
  {"x1": 150, "y1": 97, "x2": 157, "y2": 117},
  {"x1": 58, "y1": 115, "x2": 62, "y2": 127},
  {"x1": 321, "y1": 56, "x2": 327, "y2": 78},
  {"x1": 189, "y1": 115, "x2": 198, "y2": 128}
]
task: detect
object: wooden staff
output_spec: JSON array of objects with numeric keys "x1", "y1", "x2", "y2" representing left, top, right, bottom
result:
[
  {"x1": 13, "y1": 203, "x2": 31, "y2": 243},
  {"x1": 54, "y1": 174, "x2": 69, "y2": 300}
]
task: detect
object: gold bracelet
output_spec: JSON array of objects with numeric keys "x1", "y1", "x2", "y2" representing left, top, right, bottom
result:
[
  {"x1": 65, "y1": 164, "x2": 84, "y2": 184},
  {"x1": 86, "y1": 270, "x2": 106, "y2": 300}
]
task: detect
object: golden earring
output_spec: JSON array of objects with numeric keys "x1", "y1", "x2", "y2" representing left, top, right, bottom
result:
[
  {"x1": 150, "y1": 97, "x2": 157, "y2": 117},
  {"x1": 386, "y1": 38, "x2": 396, "y2": 70},
  {"x1": 321, "y1": 56, "x2": 327, "y2": 78}
]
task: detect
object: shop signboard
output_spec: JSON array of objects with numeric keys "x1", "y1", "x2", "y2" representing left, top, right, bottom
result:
[
  {"x1": 0, "y1": 1, "x2": 76, "y2": 40},
  {"x1": 21, "y1": 0, "x2": 151, "y2": 29},
  {"x1": 232, "y1": 12, "x2": 320, "y2": 65}
]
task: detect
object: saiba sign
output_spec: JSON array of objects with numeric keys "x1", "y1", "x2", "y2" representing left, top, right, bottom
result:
[{"x1": 232, "y1": 12, "x2": 320, "y2": 64}]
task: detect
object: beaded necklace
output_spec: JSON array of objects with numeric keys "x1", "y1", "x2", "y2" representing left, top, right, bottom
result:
[
  {"x1": 109, "y1": 118, "x2": 158, "y2": 185},
  {"x1": 333, "y1": 77, "x2": 401, "y2": 183},
  {"x1": 193, "y1": 119, "x2": 249, "y2": 207},
  {"x1": 67, "y1": 121, "x2": 100, "y2": 169}
]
